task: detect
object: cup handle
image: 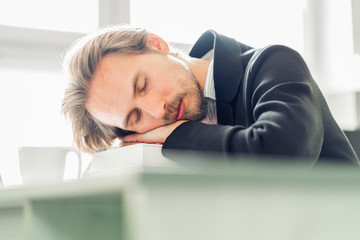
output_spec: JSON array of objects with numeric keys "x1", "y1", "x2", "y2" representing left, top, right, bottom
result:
[{"x1": 67, "y1": 147, "x2": 82, "y2": 180}]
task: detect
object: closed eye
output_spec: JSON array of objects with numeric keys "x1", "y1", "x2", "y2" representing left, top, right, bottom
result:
[
  {"x1": 135, "y1": 108, "x2": 142, "y2": 124},
  {"x1": 139, "y1": 77, "x2": 148, "y2": 94}
]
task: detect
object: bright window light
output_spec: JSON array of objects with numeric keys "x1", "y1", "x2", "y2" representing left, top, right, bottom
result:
[
  {"x1": 0, "y1": 0, "x2": 99, "y2": 32},
  {"x1": 0, "y1": 69, "x2": 72, "y2": 146},
  {"x1": 0, "y1": 69, "x2": 73, "y2": 186},
  {"x1": 131, "y1": 0, "x2": 306, "y2": 52}
]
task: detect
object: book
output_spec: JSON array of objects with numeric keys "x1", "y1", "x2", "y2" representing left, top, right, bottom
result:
[{"x1": 84, "y1": 143, "x2": 182, "y2": 178}]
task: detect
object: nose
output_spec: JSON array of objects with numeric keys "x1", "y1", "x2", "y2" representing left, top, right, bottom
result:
[{"x1": 138, "y1": 97, "x2": 167, "y2": 120}]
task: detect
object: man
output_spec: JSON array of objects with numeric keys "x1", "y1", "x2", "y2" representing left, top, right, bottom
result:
[{"x1": 62, "y1": 25, "x2": 359, "y2": 166}]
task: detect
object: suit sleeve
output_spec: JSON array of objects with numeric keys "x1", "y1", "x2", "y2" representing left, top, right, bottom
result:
[{"x1": 163, "y1": 46, "x2": 324, "y2": 162}]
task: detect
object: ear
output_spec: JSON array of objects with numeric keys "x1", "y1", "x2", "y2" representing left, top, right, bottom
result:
[{"x1": 146, "y1": 33, "x2": 169, "y2": 54}]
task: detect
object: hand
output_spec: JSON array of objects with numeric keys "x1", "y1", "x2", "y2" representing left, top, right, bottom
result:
[{"x1": 122, "y1": 120, "x2": 187, "y2": 145}]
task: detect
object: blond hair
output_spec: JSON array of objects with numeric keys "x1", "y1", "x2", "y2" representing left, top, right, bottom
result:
[{"x1": 62, "y1": 25, "x2": 154, "y2": 153}]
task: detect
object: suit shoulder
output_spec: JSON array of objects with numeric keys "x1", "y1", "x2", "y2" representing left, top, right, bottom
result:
[
  {"x1": 248, "y1": 44, "x2": 309, "y2": 74},
  {"x1": 253, "y1": 45, "x2": 305, "y2": 63}
]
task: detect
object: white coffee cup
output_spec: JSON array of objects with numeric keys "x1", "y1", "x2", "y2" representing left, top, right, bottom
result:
[{"x1": 18, "y1": 146, "x2": 82, "y2": 186}]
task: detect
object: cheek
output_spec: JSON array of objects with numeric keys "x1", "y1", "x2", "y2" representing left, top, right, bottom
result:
[
  {"x1": 151, "y1": 63, "x2": 181, "y2": 93},
  {"x1": 152, "y1": 76, "x2": 176, "y2": 95}
]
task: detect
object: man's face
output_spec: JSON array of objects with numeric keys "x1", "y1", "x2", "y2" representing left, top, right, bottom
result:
[{"x1": 86, "y1": 52, "x2": 207, "y2": 134}]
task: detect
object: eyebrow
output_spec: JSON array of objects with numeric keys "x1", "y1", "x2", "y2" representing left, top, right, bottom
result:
[{"x1": 123, "y1": 70, "x2": 140, "y2": 129}]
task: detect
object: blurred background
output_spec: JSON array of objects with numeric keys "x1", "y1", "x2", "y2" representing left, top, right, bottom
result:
[{"x1": 0, "y1": 0, "x2": 359, "y2": 185}]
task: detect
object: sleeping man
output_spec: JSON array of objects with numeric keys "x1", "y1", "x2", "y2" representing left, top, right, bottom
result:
[{"x1": 62, "y1": 25, "x2": 359, "y2": 166}]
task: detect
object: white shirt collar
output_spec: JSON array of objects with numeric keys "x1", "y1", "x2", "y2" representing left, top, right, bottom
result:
[
  {"x1": 201, "y1": 49, "x2": 217, "y2": 124},
  {"x1": 202, "y1": 50, "x2": 216, "y2": 100}
]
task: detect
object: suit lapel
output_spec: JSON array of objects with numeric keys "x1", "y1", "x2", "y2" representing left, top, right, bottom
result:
[{"x1": 190, "y1": 30, "x2": 252, "y2": 125}]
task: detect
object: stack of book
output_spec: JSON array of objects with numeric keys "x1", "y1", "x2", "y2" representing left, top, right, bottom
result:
[{"x1": 84, "y1": 143, "x2": 182, "y2": 178}]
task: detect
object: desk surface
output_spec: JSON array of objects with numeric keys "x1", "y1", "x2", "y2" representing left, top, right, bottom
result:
[{"x1": 1, "y1": 163, "x2": 360, "y2": 240}]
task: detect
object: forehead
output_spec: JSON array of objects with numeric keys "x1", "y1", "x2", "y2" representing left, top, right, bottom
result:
[
  {"x1": 85, "y1": 53, "x2": 136, "y2": 127},
  {"x1": 89, "y1": 54, "x2": 131, "y2": 104},
  {"x1": 94, "y1": 53, "x2": 133, "y2": 79}
]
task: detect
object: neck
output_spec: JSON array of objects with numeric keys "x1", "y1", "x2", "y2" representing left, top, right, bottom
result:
[{"x1": 170, "y1": 52, "x2": 210, "y2": 91}]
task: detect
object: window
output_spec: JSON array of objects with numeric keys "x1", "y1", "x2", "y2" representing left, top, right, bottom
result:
[
  {"x1": 0, "y1": 69, "x2": 73, "y2": 185},
  {"x1": 0, "y1": 0, "x2": 101, "y2": 186},
  {"x1": 0, "y1": 0, "x2": 99, "y2": 32},
  {"x1": 131, "y1": 0, "x2": 306, "y2": 52}
]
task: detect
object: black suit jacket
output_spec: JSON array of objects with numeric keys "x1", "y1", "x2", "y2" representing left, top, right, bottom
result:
[{"x1": 163, "y1": 30, "x2": 359, "y2": 166}]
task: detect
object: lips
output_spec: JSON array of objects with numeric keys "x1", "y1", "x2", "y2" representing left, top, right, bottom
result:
[{"x1": 175, "y1": 99, "x2": 185, "y2": 121}]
